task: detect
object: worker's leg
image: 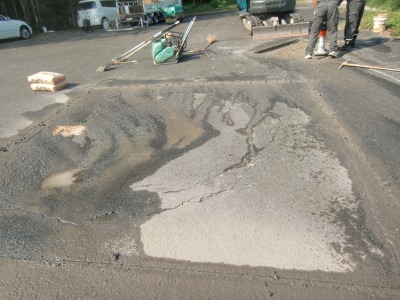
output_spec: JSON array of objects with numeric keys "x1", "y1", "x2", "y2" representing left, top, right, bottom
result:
[
  {"x1": 353, "y1": 0, "x2": 365, "y2": 41},
  {"x1": 341, "y1": 1, "x2": 354, "y2": 49},
  {"x1": 305, "y1": 3, "x2": 328, "y2": 56},
  {"x1": 326, "y1": 1, "x2": 339, "y2": 52},
  {"x1": 344, "y1": 0, "x2": 355, "y2": 41}
]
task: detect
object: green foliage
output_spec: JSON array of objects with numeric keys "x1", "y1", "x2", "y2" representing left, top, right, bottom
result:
[
  {"x1": 362, "y1": 0, "x2": 400, "y2": 37},
  {"x1": 211, "y1": 0, "x2": 227, "y2": 8},
  {"x1": 185, "y1": 0, "x2": 237, "y2": 13},
  {"x1": 40, "y1": 6, "x2": 58, "y2": 30},
  {"x1": 360, "y1": 10, "x2": 375, "y2": 31},
  {"x1": 366, "y1": 0, "x2": 400, "y2": 11},
  {"x1": 386, "y1": 11, "x2": 400, "y2": 36},
  {"x1": 1, "y1": 0, "x2": 77, "y2": 32}
]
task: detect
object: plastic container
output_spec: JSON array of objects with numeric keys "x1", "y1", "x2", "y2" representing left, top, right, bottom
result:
[{"x1": 373, "y1": 15, "x2": 388, "y2": 33}]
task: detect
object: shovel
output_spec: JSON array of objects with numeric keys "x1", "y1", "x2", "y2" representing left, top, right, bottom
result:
[{"x1": 339, "y1": 59, "x2": 400, "y2": 72}]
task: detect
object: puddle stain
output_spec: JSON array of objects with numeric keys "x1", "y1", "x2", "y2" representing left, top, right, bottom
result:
[
  {"x1": 5, "y1": 85, "x2": 244, "y2": 223},
  {"x1": 164, "y1": 111, "x2": 205, "y2": 149},
  {"x1": 20, "y1": 88, "x2": 213, "y2": 222},
  {"x1": 151, "y1": 92, "x2": 209, "y2": 150},
  {"x1": 41, "y1": 169, "x2": 81, "y2": 190}
]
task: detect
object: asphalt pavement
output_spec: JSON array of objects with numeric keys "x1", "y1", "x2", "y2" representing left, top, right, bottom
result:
[
  {"x1": 332, "y1": 31, "x2": 400, "y2": 84},
  {"x1": 1, "y1": 1, "x2": 399, "y2": 137},
  {"x1": 1, "y1": 2, "x2": 400, "y2": 299}
]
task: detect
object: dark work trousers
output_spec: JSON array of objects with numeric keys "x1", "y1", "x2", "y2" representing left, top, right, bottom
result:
[
  {"x1": 344, "y1": 0, "x2": 365, "y2": 41},
  {"x1": 305, "y1": 0, "x2": 339, "y2": 55}
]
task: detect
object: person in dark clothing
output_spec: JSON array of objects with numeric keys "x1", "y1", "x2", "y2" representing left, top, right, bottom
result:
[
  {"x1": 342, "y1": 0, "x2": 365, "y2": 49},
  {"x1": 305, "y1": 0, "x2": 342, "y2": 59}
]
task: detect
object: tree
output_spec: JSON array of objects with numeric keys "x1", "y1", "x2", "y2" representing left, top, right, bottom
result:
[{"x1": 0, "y1": 0, "x2": 78, "y2": 32}]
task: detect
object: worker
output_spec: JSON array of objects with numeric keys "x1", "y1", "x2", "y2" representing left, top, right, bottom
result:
[
  {"x1": 305, "y1": 0, "x2": 343, "y2": 59},
  {"x1": 341, "y1": 0, "x2": 365, "y2": 49}
]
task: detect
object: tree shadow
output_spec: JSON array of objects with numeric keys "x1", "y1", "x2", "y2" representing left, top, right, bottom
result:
[{"x1": 0, "y1": 22, "x2": 183, "y2": 49}]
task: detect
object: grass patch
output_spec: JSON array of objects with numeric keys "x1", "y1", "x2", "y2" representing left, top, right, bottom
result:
[
  {"x1": 360, "y1": 10, "x2": 379, "y2": 32},
  {"x1": 360, "y1": 0, "x2": 400, "y2": 37},
  {"x1": 185, "y1": 0, "x2": 238, "y2": 14},
  {"x1": 366, "y1": 0, "x2": 400, "y2": 11},
  {"x1": 360, "y1": 9, "x2": 400, "y2": 37},
  {"x1": 386, "y1": 11, "x2": 400, "y2": 36}
]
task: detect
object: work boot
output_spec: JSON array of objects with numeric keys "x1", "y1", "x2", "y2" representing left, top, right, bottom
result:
[
  {"x1": 339, "y1": 41, "x2": 352, "y2": 51},
  {"x1": 328, "y1": 51, "x2": 339, "y2": 58},
  {"x1": 351, "y1": 34, "x2": 357, "y2": 48}
]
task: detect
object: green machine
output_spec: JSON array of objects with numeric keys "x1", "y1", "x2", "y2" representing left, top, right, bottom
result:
[
  {"x1": 152, "y1": 0, "x2": 185, "y2": 24},
  {"x1": 162, "y1": 4, "x2": 184, "y2": 18},
  {"x1": 152, "y1": 16, "x2": 195, "y2": 64}
]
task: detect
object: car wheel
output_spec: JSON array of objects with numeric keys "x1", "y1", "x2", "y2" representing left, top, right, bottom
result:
[
  {"x1": 102, "y1": 17, "x2": 109, "y2": 29},
  {"x1": 20, "y1": 26, "x2": 31, "y2": 39},
  {"x1": 152, "y1": 14, "x2": 159, "y2": 24}
]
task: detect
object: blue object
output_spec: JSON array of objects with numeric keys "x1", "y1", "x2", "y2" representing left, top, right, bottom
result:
[{"x1": 237, "y1": 0, "x2": 248, "y2": 12}]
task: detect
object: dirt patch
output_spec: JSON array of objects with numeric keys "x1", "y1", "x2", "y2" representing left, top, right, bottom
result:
[{"x1": 267, "y1": 39, "x2": 308, "y2": 59}]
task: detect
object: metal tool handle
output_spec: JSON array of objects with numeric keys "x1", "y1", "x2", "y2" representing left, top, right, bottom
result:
[{"x1": 115, "y1": 20, "x2": 181, "y2": 62}]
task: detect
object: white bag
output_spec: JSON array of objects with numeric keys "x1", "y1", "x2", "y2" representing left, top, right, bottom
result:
[
  {"x1": 30, "y1": 81, "x2": 69, "y2": 92},
  {"x1": 28, "y1": 71, "x2": 66, "y2": 84}
]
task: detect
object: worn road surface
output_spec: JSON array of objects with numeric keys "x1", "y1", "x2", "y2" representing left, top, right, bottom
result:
[{"x1": 1, "y1": 2, "x2": 400, "y2": 299}]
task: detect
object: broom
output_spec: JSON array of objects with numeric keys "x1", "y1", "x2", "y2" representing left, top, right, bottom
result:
[
  {"x1": 204, "y1": 34, "x2": 217, "y2": 50},
  {"x1": 188, "y1": 34, "x2": 217, "y2": 53}
]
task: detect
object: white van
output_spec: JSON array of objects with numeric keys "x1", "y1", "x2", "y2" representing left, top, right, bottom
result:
[{"x1": 77, "y1": 0, "x2": 118, "y2": 29}]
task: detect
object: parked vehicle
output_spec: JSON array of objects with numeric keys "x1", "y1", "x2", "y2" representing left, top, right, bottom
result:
[
  {"x1": 0, "y1": 14, "x2": 32, "y2": 40},
  {"x1": 116, "y1": 0, "x2": 184, "y2": 26},
  {"x1": 77, "y1": 0, "x2": 119, "y2": 29}
]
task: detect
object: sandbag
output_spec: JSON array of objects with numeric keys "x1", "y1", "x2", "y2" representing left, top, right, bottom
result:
[
  {"x1": 28, "y1": 71, "x2": 66, "y2": 84},
  {"x1": 30, "y1": 81, "x2": 69, "y2": 92}
]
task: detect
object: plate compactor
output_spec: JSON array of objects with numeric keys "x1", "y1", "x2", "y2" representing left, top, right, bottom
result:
[
  {"x1": 96, "y1": 17, "x2": 196, "y2": 72},
  {"x1": 152, "y1": 16, "x2": 195, "y2": 64},
  {"x1": 237, "y1": 0, "x2": 309, "y2": 40}
]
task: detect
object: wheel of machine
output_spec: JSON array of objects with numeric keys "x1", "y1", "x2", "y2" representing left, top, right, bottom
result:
[
  {"x1": 242, "y1": 15, "x2": 261, "y2": 35},
  {"x1": 288, "y1": 13, "x2": 303, "y2": 24},
  {"x1": 152, "y1": 14, "x2": 159, "y2": 24},
  {"x1": 242, "y1": 17, "x2": 253, "y2": 35},
  {"x1": 20, "y1": 26, "x2": 31, "y2": 39}
]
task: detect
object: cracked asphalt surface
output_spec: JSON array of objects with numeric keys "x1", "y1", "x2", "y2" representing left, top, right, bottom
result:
[{"x1": 1, "y1": 2, "x2": 400, "y2": 299}]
